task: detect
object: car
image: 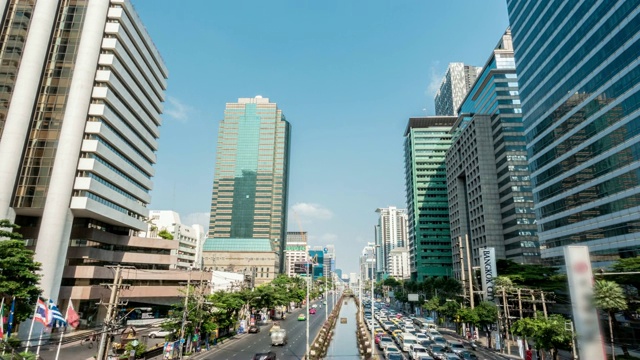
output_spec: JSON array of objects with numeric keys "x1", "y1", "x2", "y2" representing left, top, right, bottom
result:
[
  {"x1": 384, "y1": 345, "x2": 402, "y2": 359},
  {"x1": 457, "y1": 350, "x2": 479, "y2": 360},
  {"x1": 429, "y1": 344, "x2": 446, "y2": 360},
  {"x1": 252, "y1": 352, "x2": 277, "y2": 360},
  {"x1": 416, "y1": 333, "x2": 429, "y2": 341},
  {"x1": 309, "y1": 308, "x2": 317, "y2": 315},
  {"x1": 378, "y1": 336, "x2": 394, "y2": 350},
  {"x1": 443, "y1": 354, "x2": 461, "y2": 360},
  {"x1": 447, "y1": 341, "x2": 466, "y2": 354},
  {"x1": 297, "y1": 314, "x2": 306, "y2": 321},
  {"x1": 148, "y1": 328, "x2": 172, "y2": 338},
  {"x1": 312, "y1": 304, "x2": 318, "y2": 308},
  {"x1": 410, "y1": 344, "x2": 430, "y2": 360},
  {"x1": 432, "y1": 336, "x2": 447, "y2": 345},
  {"x1": 416, "y1": 356, "x2": 435, "y2": 360},
  {"x1": 387, "y1": 353, "x2": 404, "y2": 360},
  {"x1": 419, "y1": 339, "x2": 435, "y2": 348},
  {"x1": 248, "y1": 325, "x2": 260, "y2": 333},
  {"x1": 323, "y1": 300, "x2": 327, "y2": 305}
]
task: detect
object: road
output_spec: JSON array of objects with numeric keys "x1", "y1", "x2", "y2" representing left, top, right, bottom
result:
[{"x1": 195, "y1": 295, "x2": 336, "y2": 360}]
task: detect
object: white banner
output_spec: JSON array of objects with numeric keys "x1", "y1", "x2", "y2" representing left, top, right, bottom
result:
[
  {"x1": 480, "y1": 247, "x2": 497, "y2": 301},
  {"x1": 563, "y1": 246, "x2": 605, "y2": 360}
]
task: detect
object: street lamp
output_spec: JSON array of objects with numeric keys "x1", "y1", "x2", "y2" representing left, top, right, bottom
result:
[{"x1": 370, "y1": 244, "x2": 379, "y2": 358}]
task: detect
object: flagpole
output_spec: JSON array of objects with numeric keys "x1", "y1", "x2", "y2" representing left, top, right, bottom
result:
[
  {"x1": 54, "y1": 301, "x2": 70, "y2": 360},
  {"x1": 26, "y1": 298, "x2": 40, "y2": 352},
  {"x1": 36, "y1": 327, "x2": 44, "y2": 357}
]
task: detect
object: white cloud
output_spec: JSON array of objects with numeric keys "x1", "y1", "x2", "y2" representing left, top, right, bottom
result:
[
  {"x1": 290, "y1": 202, "x2": 333, "y2": 222},
  {"x1": 183, "y1": 212, "x2": 210, "y2": 234},
  {"x1": 164, "y1": 96, "x2": 193, "y2": 122},
  {"x1": 307, "y1": 233, "x2": 338, "y2": 246},
  {"x1": 425, "y1": 61, "x2": 444, "y2": 99}
]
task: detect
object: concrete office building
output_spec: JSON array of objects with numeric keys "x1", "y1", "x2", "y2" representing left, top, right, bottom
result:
[
  {"x1": 434, "y1": 63, "x2": 482, "y2": 116},
  {"x1": 446, "y1": 30, "x2": 539, "y2": 281},
  {"x1": 284, "y1": 231, "x2": 308, "y2": 277},
  {"x1": 147, "y1": 210, "x2": 205, "y2": 270},
  {"x1": 0, "y1": 0, "x2": 167, "y2": 302},
  {"x1": 388, "y1": 247, "x2": 410, "y2": 279},
  {"x1": 207, "y1": 96, "x2": 291, "y2": 273},
  {"x1": 201, "y1": 238, "x2": 278, "y2": 287},
  {"x1": 374, "y1": 207, "x2": 408, "y2": 275},
  {"x1": 507, "y1": 1, "x2": 640, "y2": 267},
  {"x1": 404, "y1": 117, "x2": 457, "y2": 281}
]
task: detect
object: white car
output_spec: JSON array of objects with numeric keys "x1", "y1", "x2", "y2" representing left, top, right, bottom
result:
[
  {"x1": 384, "y1": 345, "x2": 402, "y2": 359},
  {"x1": 148, "y1": 328, "x2": 173, "y2": 338},
  {"x1": 410, "y1": 345, "x2": 430, "y2": 360}
]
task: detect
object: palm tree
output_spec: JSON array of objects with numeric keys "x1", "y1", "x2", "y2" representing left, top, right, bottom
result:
[{"x1": 594, "y1": 280, "x2": 628, "y2": 360}]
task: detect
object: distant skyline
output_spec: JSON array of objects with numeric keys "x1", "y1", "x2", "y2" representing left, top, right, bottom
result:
[{"x1": 133, "y1": 1, "x2": 510, "y2": 274}]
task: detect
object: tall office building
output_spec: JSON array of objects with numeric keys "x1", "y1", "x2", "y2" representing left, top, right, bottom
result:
[
  {"x1": 446, "y1": 30, "x2": 539, "y2": 281},
  {"x1": 507, "y1": 1, "x2": 640, "y2": 268},
  {"x1": 434, "y1": 63, "x2": 482, "y2": 116},
  {"x1": 404, "y1": 117, "x2": 457, "y2": 281},
  {"x1": 207, "y1": 96, "x2": 291, "y2": 273},
  {"x1": 374, "y1": 206, "x2": 408, "y2": 275},
  {"x1": 0, "y1": 0, "x2": 167, "y2": 301},
  {"x1": 388, "y1": 247, "x2": 410, "y2": 279}
]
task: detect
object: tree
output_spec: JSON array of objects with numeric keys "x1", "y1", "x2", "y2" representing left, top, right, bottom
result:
[
  {"x1": 0, "y1": 219, "x2": 42, "y2": 323},
  {"x1": 594, "y1": 280, "x2": 628, "y2": 359},
  {"x1": 512, "y1": 314, "x2": 572, "y2": 360},
  {"x1": 474, "y1": 301, "x2": 498, "y2": 331},
  {"x1": 497, "y1": 259, "x2": 566, "y2": 292},
  {"x1": 157, "y1": 229, "x2": 173, "y2": 240}
]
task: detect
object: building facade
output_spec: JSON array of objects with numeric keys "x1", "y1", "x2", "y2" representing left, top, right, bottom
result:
[
  {"x1": 374, "y1": 207, "x2": 408, "y2": 275},
  {"x1": 388, "y1": 247, "x2": 410, "y2": 279},
  {"x1": 434, "y1": 63, "x2": 482, "y2": 116},
  {"x1": 284, "y1": 231, "x2": 308, "y2": 277},
  {"x1": 404, "y1": 117, "x2": 457, "y2": 281},
  {"x1": 507, "y1": 1, "x2": 640, "y2": 267},
  {"x1": 201, "y1": 238, "x2": 278, "y2": 287},
  {"x1": 147, "y1": 210, "x2": 204, "y2": 270},
  {"x1": 0, "y1": 0, "x2": 167, "y2": 302},
  {"x1": 446, "y1": 30, "x2": 539, "y2": 281},
  {"x1": 208, "y1": 96, "x2": 291, "y2": 273}
]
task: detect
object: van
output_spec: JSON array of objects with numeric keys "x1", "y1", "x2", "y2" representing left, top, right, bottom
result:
[{"x1": 400, "y1": 333, "x2": 418, "y2": 352}]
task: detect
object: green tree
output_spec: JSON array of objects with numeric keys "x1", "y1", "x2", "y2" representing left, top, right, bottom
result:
[
  {"x1": 512, "y1": 314, "x2": 572, "y2": 360},
  {"x1": 497, "y1": 259, "x2": 566, "y2": 292},
  {"x1": 0, "y1": 219, "x2": 42, "y2": 323},
  {"x1": 157, "y1": 229, "x2": 173, "y2": 240},
  {"x1": 457, "y1": 307, "x2": 479, "y2": 327},
  {"x1": 594, "y1": 280, "x2": 628, "y2": 359},
  {"x1": 473, "y1": 301, "x2": 498, "y2": 331}
]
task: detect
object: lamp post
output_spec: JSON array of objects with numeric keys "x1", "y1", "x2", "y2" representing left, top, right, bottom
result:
[
  {"x1": 306, "y1": 260, "x2": 310, "y2": 359},
  {"x1": 179, "y1": 269, "x2": 192, "y2": 360},
  {"x1": 370, "y1": 244, "x2": 379, "y2": 358}
]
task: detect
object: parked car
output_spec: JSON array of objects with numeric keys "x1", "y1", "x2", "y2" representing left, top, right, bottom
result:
[
  {"x1": 148, "y1": 328, "x2": 172, "y2": 338},
  {"x1": 248, "y1": 325, "x2": 260, "y2": 333},
  {"x1": 252, "y1": 352, "x2": 277, "y2": 360}
]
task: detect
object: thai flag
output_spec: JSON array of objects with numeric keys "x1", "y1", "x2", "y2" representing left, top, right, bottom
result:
[
  {"x1": 34, "y1": 298, "x2": 49, "y2": 326},
  {"x1": 47, "y1": 299, "x2": 67, "y2": 328}
]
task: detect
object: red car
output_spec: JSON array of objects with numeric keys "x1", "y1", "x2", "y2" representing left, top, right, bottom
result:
[
  {"x1": 375, "y1": 333, "x2": 383, "y2": 344},
  {"x1": 309, "y1": 308, "x2": 316, "y2": 315}
]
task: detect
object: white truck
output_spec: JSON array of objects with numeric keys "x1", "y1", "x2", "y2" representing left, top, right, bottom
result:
[{"x1": 270, "y1": 329, "x2": 287, "y2": 346}]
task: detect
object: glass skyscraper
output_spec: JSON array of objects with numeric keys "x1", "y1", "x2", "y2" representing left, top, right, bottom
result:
[
  {"x1": 208, "y1": 96, "x2": 291, "y2": 272},
  {"x1": 507, "y1": 1, "x2": 640, "y2": 267},
  {"x1": 404, "y1": 117, "x2": 456, "y2": 280}
]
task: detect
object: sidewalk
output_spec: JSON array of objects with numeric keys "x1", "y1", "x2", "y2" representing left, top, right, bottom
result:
[{"x1": 146, "y1": 332, "x2": 248, "y2": 360}]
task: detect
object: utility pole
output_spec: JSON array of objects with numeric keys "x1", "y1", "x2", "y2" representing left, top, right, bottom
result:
[
  {"x1": 502, "y1": 288, "x2": 511, "y2": 355},
  {"x1": 96, "y1": 265, "x2": 121, "y2": 360},
  {"x1": 540, "y1": 291, "x2": 548, "y2": 319},
  {"x1": 104, "y1": 272, "x2": 126, "y2": 358},
  {"x1": 517, "y1": 288, "x2": 523, "y2": 320},
  {"x1": 531, "y1": 290, "x2": 537, "y2": 318},
  {"x1": 306, "y1": 262, "x2": 310, "y2": 360},
  {"x1": 566, "y1": 320, "x2": 578, "y2": 360},
  {"x1": 457, "y1": 237, "x2": 467, "y2": 337},
  {"x1": 179, "y1": 269, "x2": 192, "y2": 360}
]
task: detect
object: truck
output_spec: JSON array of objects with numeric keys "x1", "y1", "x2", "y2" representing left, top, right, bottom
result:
[{"x1": 270, "y1": 329, "x2": 287, "y2": 346}]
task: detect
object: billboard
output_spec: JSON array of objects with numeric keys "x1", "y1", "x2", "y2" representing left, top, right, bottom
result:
[
  {"x1": 408, "y1": 293, "x2": 419, "y2": 302},
  {"x1": 479, "y1": 247, "x2": 497, "y2": 301},
  {"x1": 564, "y1": 246, "x2": 605, "y2": 360}
]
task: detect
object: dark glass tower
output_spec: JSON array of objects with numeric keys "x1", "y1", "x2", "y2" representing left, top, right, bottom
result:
[{"x1": 208, "y1": 96, "x2": 291, "y2": 272}]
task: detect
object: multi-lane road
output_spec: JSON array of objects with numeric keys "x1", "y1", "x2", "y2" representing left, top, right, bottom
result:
[{"x1": 194, "y1": 295, "x2": 336, "y2": 360}]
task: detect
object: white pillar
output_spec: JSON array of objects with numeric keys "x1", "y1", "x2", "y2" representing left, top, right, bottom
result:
[
  {"x1": 34, "y1": 0, "x2": 110, "y2": 302},
  {"x1": 0, "y1": 0, "x2": 60, "y2": 220}
]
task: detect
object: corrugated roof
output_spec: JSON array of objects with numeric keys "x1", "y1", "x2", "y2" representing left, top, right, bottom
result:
[{"x1": 202, "y1": 238, "x2": 274, "y2": 252}]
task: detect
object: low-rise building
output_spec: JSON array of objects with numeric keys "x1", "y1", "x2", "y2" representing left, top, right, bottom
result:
[
  {"x1": 146, "y1": 210, "x2": 204, "y2": 270},
  {"x1": 202, "y1": 238, "x2": 278, "y2": 287}
]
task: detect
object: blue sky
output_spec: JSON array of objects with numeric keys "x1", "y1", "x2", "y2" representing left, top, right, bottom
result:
[{"x1": 134, "y1": 1, "x2": 509, "y2": 275}]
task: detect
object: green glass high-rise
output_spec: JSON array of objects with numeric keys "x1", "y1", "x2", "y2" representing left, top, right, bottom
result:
[
  {"x1": 404, "y1": 117, "x2": 456, "y2": 281},
  {"x1": 208, "y1": 96, "x2": 291, "y2": 273}
]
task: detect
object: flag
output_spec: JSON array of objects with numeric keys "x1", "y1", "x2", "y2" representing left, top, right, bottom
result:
[
  {"x1": 34, "y1": 298, "x2": 49, "y2": 326},
  {"x1": 7, "y1": 297, "x2": 15, "y2": 337},
  {"x1": 0, "y1": 298, "x2": 4, "y2": 340},
  {"x1": 66, "y1": 301, "x2": 80, "y2": 329},
  {"x1": 47, "y1": 299, "x2": 66, "y2": 328}
]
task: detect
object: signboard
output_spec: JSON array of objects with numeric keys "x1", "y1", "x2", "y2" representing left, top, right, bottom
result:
[
  {"x1": 294, "y1": 262, "x2": 310, "y2": 274},
  {"x1": 564, "y1": 246, "x2": 606, "y2": 360},
  {"x1": 479, "y1": 247, "x2": 497, "y2": 301},
  {"x1": 408, "y1": 294, "x2": 419, "y2": 302}
]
